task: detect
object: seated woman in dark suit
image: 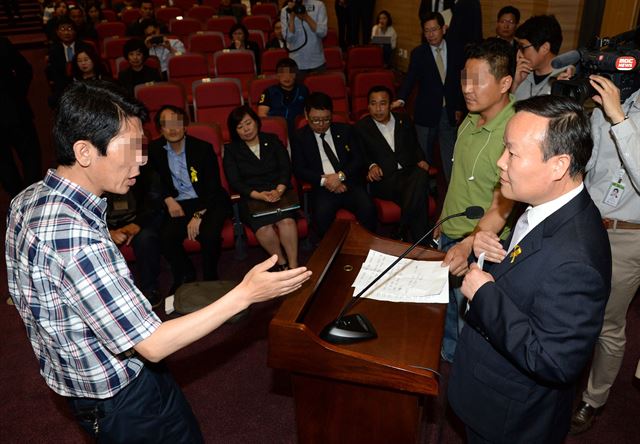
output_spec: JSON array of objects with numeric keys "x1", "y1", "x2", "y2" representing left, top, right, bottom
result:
[
  {"x1": 223, "y1": 105, "x2": 299, "y2": 270},
  {"x1": 228, "y1": 23, "x2": 261, "y2": 72},
  {"x1": 117, "y1": 38, "x2": 161, "y2": 96}
]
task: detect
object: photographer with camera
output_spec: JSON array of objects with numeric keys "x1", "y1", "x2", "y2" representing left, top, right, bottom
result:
[
  {"x1": 569, "y1": 73, "x2": 640, "y2": 435},
  {"x1": 280, "y1": 0, "x2": 327, "y2": 77},
  {"x1": 142, "y1": 19, "x2": 185, "y2": 80}
]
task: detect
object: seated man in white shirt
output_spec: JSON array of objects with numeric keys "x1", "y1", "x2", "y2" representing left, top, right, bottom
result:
[{"x1": 354, "y1": 85, "x2": 431, "y2": 242}]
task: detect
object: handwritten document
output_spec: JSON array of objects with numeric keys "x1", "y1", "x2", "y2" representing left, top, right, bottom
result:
[{"x1": 352, "y1": 250, "x2": 449, "y2": 303}]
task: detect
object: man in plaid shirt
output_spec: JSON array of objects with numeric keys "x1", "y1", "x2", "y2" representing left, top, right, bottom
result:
[{"x1": 5, "y1": 81, "x2": 311, "y2": 443}]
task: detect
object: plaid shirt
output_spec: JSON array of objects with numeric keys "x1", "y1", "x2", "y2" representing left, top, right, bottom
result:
[{"x1": 5, "y1": 169, "x2": 162, "y2": 399}]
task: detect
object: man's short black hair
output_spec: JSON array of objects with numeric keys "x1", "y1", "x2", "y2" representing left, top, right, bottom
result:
[
  {"x1": 56, "y1": 16, "x2": 77, "y2": 32},
  {"x1": 275, "y1": 57, "x2": 298, "y2": 72},
  {"x1": 305, "y1": 92, "x2": 333, "y2": 113},
  {"x1": 515, "y1": 15, "x2": 563, "y2": 55},
  {"x1": 514, "y1": 95, "x2": 592, "y2": 178},
  {"x1": 498, "y1": 6, "x2": 520, "y2": 24},
  {"x1": 367, "y1": 85, "x2": 393, "y2": 102},
  {"x1": 54, "y1": 81, "x2": 148, "y2": 166},
  {"x1": 465, "y1": 37, "x2": 515, "y2": 79},
  {"x1": 154, "y1": 104, "x2": 190, "y2": 130},
  {"x1": 421, "y1": 12, "x2": 445, "y2": 29},
  {"x1": 139, "y1": 18, "x2": 159, "y2": 33},
  {"x1": 227, "y1": 105, "x2": 262, "y2": 141},
  {"x1": 123, "y1": 37, "x2": 148, "y2": 59}
]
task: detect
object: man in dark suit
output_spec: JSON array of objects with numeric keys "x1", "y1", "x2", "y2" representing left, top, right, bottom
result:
[
  {"x1": 292, "y1": 92, "x2": 376, "y2": 237},
  {"x1": 0, "y1": 36, "x2": 41, "y2": 197},
  {"x1": 354, "y1": 85, "x2": 430, "y2": 242},
  {"x1": 45, "y1": 17, "x2": 91, "y2": 108},
  {"x1": 392, "y1": 12, "x2": 465, "y2": 183},
  {"x1": 148, "y1": 105, "x2": 231, "y2": 293},
  {"x1": 448, "y1": 95, "x2": 612, "y2": 444}
]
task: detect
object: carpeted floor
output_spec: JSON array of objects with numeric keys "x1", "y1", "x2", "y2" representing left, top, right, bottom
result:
[{"x1": 1, "y1": 46, "x2": 638, "y2": 444}]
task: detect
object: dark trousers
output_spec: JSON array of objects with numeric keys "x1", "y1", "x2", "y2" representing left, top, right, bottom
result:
[
  {"x1": 0, "y1": 117, "x2": 42, "y2": 197},
  {"x1": 161, "y1": 198, "x2": 227, "y2": 283},
  {"x1": 334, "y1": 1, "x2": 351, "y2": 49},
  {"x1": 370, "y1": 166, "x2": 430, "y2": 242},
  {"x1": 67, "y1": 363, "x2": 203, "y2": 443},
  {"x1": 311, "y1": 184, "x2": 377, "y2": 237},
  {"x1": 131, "y1": 211, "x2": 164, "y2": 295},
  {"x1": 349, "y1": 0, "x2": 376, "y2": 45}
]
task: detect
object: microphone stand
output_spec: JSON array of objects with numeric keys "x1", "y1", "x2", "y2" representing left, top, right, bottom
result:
[{"x1": 320, "y1": 209, "x2": 480, "y2": 345}]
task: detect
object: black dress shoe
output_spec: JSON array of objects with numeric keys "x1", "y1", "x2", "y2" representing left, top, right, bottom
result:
[{"x1": 569, "y1": 401, "x2": 600, "y2": 435}]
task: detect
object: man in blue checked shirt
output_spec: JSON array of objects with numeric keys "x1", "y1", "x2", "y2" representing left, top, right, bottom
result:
[{"x1": 5, "y1": 81, "x2": 312, "y2": 443}]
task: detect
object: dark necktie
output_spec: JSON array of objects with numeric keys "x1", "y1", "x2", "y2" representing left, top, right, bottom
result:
[{"x1": 319, "y1": 132, "x2": 341, "y2": 172}]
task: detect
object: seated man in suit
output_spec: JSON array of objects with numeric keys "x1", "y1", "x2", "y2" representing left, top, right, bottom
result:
[
  {"x1": 148, "y1": 105, "x2": 232, "y2": 294},
  {"x1": 392, "y1": 12, "x2": 465, "y2": 183},
  {"x1": 106, "y1": 164, "x2": 165, "y2": 307},
  {"x1": 291, "y1": 92, "x2": 377, "y2": 237},
  {"x1": 448, "y1": 95, "x2": 612, "y2": 444},
  {"x1": 45, "y1": 17, "x2": 90, "y2": 108},
  {"x1": 354, "y1": 85, "x2": 431, "y2": 242}
]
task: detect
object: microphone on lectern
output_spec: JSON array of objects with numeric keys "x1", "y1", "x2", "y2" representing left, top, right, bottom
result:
[{"x1": 319, "y1": 206, "x2": 485, "y2": 344}]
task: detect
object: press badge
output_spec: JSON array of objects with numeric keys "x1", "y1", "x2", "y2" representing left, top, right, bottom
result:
[{"x1": 603, "y1": 182, "x2": 624, "y2": 207}]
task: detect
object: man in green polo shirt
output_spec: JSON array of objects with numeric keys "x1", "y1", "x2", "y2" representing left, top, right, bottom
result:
[{"x1": 436, "y1": 38, "x2": 517, "y2": 362}]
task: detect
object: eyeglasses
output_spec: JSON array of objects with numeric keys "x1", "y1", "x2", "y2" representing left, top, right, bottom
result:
[
  {"x1": 498, "y1": 19, "x2": 516, "y2": 25},
  {"x1": 517, "y1": 43, "x2": 533, "y2": 52},
  {"x1": 309, "y1": 117, "x2": 331, "y2": 125},
  {"x1": 424, "y1": 26, "x2": 442, "y2": 34}
]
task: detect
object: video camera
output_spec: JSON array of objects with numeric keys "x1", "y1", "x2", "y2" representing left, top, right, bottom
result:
[
  {"x1": 286, "y1": 0, "x2": 306, "y2": 15},
  {"x1": 551, "y1": 27, "x2": 640, "y2": 103}
]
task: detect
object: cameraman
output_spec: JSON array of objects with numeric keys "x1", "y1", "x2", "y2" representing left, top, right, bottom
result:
[
  {"x1": 280, "y1": 0, "x2": 327, "y2": 77},
  {"x1": 143, "y1": 19, "x2": 185, "y2": 79},
  {"x1": 570, "y1": 74, "x2": 640, "y2": 435}
]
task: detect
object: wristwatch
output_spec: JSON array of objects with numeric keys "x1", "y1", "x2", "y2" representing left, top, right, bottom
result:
[
  {"x1": 338, "y1": 171, "x2": 346, "y2": 182},
  {"x1": 192, "y1": 210, "x2": 204, "y2": 219}
]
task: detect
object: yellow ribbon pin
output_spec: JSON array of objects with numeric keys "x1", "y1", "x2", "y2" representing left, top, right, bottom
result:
[
  {"x1": 510, "y1": 245, "x2": 522, "y2": 263},
  {"x1": 190, "y1": 167, "x2": 198, "y2": 183}
]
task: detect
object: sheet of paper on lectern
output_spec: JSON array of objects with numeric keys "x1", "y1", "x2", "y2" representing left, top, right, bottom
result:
[{"x1": 351, "y1": 250, "x2": 449, "y2": 303}]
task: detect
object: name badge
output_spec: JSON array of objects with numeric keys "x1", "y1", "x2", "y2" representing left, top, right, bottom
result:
[{"x1": 603, "y1": 182, "x2": 624, "y2": 207}]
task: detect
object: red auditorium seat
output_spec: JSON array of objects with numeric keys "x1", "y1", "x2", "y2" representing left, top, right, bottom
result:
[
  {"x1": 241, "y1": 15, "x2": 272, "y2": 35},
  {"x1": 251, "y1": 3, "x2": 278, "y2": 21},
  {"x1": 120, "y1": 7, "x2": 140, "y2": 26},
  {"x1": 213, "y1": 49, "x2": 257, "y2": 97},
  {"x1": 169, "y1": 17, "x2": 202, "y2": 41},
  {"x1": 260, "y1": 47, "x2": 288, "y2": 75},
  {"x1": 155, "y1": 6, "x2": 183, "y2": 25},
  {"x1": 167, "y1": 52, "x2": 210, "y2": 103},
  {"x1": 187, "y1": 31, "x2": 226, "y2": 71},
  {"x1": 134, "y1": 81, "x2": 188, "y2": 139},
  {"x1": 186, "y1": 5, "x2": 216, "y2": 23},
  {"x1": 205, "y1": 16, "x2": 237, "y2": 34},
  {"x1": 346, "y1": 45, "x2": 384, "y2": 80},
  {"x1": 192, "y1": 77, "x2": 244, "y2": 142},
  {"x1": 303, "y1": 72, "x2": 349, "y2": 115}
]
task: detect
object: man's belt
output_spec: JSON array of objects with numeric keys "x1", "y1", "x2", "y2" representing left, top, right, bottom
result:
[{"x1": 602, "y1": 218, "x2": 640, "y2": 230}]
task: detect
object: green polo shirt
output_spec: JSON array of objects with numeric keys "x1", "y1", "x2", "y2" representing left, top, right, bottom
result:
[{"x1": 441, "y1": 96, "x2": 515, "y2": 239}]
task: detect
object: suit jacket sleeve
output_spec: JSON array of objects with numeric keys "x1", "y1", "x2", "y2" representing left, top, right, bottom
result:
[
  {"x1": 147, "y1": 138, "x2": 178, "y2": 201},
  {"x1": 222, "y1": 140, "x2": 251, "y2": 197},
  {"x1": 189, "y1": 137, "x2": 229, "y2": 212},
  {"x1": 270, "y1": 134, "x2": 293, "y2": 187},
  {"x1": 337, "y1": 124, "x2": 365, "y2": 182},
  {"x1": 397, "y1": 48, "x2": 419, "y2": 101},
  {"x1": 466, "y1": 260, "x2": 609, "y2": 385},
  {"x1": 291, "y1": 128, "x2": 322, "y2": 186}
]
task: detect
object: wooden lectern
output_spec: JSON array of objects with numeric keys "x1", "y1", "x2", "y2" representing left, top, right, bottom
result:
[{"x1": 268, "y1": 221, "x2": 446, "y2": 444}]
